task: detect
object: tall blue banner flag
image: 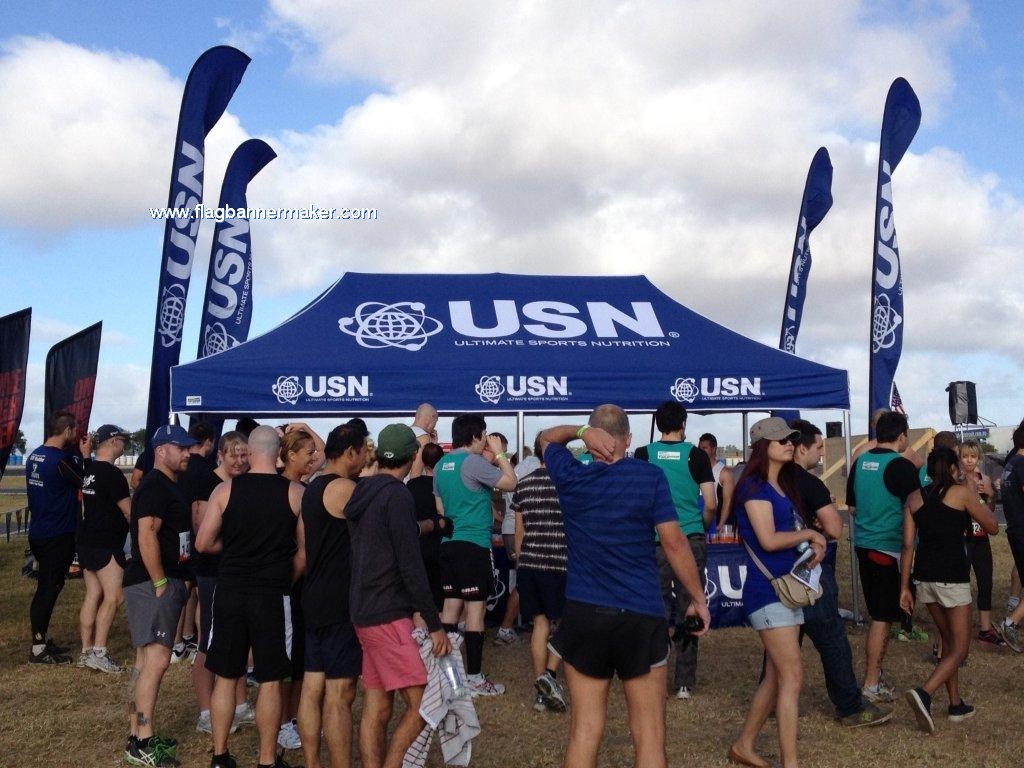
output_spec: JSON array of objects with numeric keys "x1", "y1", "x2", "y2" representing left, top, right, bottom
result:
[
  {"x1": 144, "y1": 46, "x2": 249, "y2": 465},
  {"x1": 779, "y1": 147, "x2": 833, "y2": 354},
  {"x1": 0, "y1": 308, "x2": 31, "y2": 479},
  {"x1": 193, "y1": 139, "x2": 276, "y2": 434},
  {"x1": 868, "y1": 78, "x2": 920, "y2": 434}
]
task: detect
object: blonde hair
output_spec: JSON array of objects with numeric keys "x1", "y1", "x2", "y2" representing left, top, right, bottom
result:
[
  {"x1": 959, "y1": 440, "x2": 982, "y2": 460},
  {"x1": 218, "y1": 430, "x2": 247, "y2": 456},
  {"x1": 280, "y1": 429, "x2": 314, "y2": 465}
]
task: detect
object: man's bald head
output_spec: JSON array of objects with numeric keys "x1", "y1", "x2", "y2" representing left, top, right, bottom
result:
[
  {"x1": 414, "y1": 403, "x2": 438, "y2": 429},
  {"x1": 248, "y1": 425, "x2": 281, "y2": 460},
  {"x1": 589, "y1": 404, "x2": 630, "y2": 439}
]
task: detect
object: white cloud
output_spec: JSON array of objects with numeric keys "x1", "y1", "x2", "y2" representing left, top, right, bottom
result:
[{"x1": 0, "y1": 36, "x2": 248, "y2": 231}]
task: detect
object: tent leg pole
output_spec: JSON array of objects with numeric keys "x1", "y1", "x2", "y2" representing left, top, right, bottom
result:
[
  {"x1": 650, "y1": 413, "x2": 656, "y2": 443},
  {"x1": 517, "y1": 411, "x2": 525, "y2": 462},
  {"x1": 844, "y1": 410, "x2": 860, "y2": 624},
  {"x1": 742, "y1": 413, "x2": 749, "y2": 460}
]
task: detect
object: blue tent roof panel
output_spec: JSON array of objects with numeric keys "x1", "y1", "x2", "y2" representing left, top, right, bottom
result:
[{"x1": 170, "y1": 272, "x2": 849, "y2": 415}]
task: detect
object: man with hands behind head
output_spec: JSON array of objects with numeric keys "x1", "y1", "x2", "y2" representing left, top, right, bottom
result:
[{"x1": 539, "y1": 405, "x2": 710, "y2": 768}]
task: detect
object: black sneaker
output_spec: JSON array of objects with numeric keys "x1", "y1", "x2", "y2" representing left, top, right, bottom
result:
[
  {"x1": 905, "y1": 687, "x2": 935, "y2": 733},
  {"x1": 45, "y1": 638, "x2": 71, "y2": 655},
  {"x1": 210, "y1": 752, "x2": 237, "y2": 768},
  {"x1": 29, "y1": 646, "x2": 71, "y2": 665},
  {"x1": 947, "y1": 701, "x2": 976, "y2": 722}
]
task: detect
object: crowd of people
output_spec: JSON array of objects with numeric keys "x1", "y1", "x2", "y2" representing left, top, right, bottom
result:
[{"x1": 21, "y1": 402, "x2": 1024, "y2": 768}]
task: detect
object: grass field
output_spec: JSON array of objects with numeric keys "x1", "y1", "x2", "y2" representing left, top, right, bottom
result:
[{"x1": 1, "y1": 526, "x2": 1022, "y2": 768}]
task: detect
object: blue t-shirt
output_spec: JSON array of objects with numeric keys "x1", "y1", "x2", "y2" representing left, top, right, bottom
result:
[
  {"x1": 735, "y1": 477, "x2": 802, "y2": 615},
  {"x1": 26, "y1": 444, "x2": 80, "y2": 539},
  {"x1": 544, "y1": 443, "x2": 676, "y2": 617}
]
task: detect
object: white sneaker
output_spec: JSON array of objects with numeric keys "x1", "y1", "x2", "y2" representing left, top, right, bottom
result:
[
  {"x1": 277, "y1": 719, "x2": 301, "y2": 750},
  {"x1": 196, "y1": 710, "x2": 240, "y2": 734},
  {"x1": 1007, "y1": 596, "x2": 1020, "y2": 613},
  {"x1": 170, "y1": 643, "x2": 188, "y2": 664},
  {"x1": 675, "y1": 686, "x2": 692, "y2": 700},
  {"x1": 493, "y1": 628, "x2": 522, "y2": 646},
  {"x1": 233, "y1": 701, "x2": 255, "y2": 729},
  {"x1": 468, "y1": 674, "x2": 506, "y2": 697},
  {"x1": 85, "y1": 648, "x2": 122, "y2": 674},
  {"x1": 76, "y1": 650, "x2": 91, "y2": 668},
  {"x1": 196, "y1": 711, "x2": 213, "y2": 734}
]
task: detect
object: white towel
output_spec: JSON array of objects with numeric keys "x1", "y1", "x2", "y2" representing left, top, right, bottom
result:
[{"x1": 403, "y1": 629, "x2": 480, "y2": 768}]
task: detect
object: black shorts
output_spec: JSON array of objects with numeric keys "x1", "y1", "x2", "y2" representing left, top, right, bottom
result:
[
  {"x1": 550, "y1": 600, "x2": 668, "y2": 680},
  {"x1": 517, "y1": 568, "x2": 567, "y2": 621},
  {"x1": 305, "y1": 622, "x2": 362, "y2": 679},
  {"x1": 856, "y1": 547, "x2": 902, "y2": 623},
  {"x1": 206, "y1": 586, "x2": 293, "y2": 683},
  {"x1": 196, "y1": 576, "x2": 216, "y2": 654},
  {"x1": 77, "y1": 545, "x2": 127, "y2": 573},
  {"x1": 440, "y1": 541, "x2": 492, "y2": 601}
]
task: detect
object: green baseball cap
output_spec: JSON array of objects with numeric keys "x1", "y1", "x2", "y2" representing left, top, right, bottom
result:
[{"x1": 377, "y1": 423, "x2": 418, "y2": 462}]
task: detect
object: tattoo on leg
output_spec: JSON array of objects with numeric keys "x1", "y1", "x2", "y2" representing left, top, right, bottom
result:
[
  {"x1": 127, "y1": 668, "x2": 140, "y2": 715},
  {"x1": 136, "y1": 711, "x2": 150, "y2": 727}
]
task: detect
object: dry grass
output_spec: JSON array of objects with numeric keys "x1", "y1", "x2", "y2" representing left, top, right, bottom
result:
[{"x1": 0, "y1": 530, "x2": 1022, "y2": 767}]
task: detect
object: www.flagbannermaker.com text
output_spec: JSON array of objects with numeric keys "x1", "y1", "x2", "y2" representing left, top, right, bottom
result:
[{"x1": 149, "y1": 204, "x2": 377, "y2": 222}]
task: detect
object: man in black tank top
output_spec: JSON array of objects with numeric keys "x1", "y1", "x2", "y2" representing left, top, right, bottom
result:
[
  {"x1": 295, "y1": 424, "x2": 368, "y2": 768},
  {"x1": 196, "y1": 426, "x2": 305, "y2": 768}
]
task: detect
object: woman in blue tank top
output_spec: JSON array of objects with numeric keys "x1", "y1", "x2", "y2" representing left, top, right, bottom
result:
[{"x1": 728, "y1": 418, "x2": 826, "y2": 768}]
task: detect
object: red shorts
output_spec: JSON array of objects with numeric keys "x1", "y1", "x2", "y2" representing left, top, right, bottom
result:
[{"x1": 354, "y1": 618, "x2": 426, "y2": 691}]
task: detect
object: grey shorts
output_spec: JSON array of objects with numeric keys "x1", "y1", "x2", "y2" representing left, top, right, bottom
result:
[
  {"x1": 748, "y1": 601, "x2": 804, "y2": 631},
  {"x1": 124, "y1": 579, "x2": 188, "y2": 649}
]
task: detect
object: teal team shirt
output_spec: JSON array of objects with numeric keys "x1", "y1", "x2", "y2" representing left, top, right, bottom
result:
[
  {"x1": 851, "y1": 450, "x2": 906, "y2": 553},
  {"x1": 646, "y1": 441, "x2": 703, "y2": 536},
  {"x1": 434, "y1": 449, "x2": 495, "y2": 549}
]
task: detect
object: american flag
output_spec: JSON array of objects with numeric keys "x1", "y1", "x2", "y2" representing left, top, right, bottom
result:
[{"x1": 890, "y1": 382, "x2": 907, "y2": 416}]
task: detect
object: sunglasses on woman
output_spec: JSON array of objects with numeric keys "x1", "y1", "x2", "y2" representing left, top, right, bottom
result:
[{"x1": 775, "y1": 437, "x2": 796, "y2": 446}]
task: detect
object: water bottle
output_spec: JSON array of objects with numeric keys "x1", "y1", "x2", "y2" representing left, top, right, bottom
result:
[
  {"x1": 791, "y1": 511, "x2": 813, "y2": 583},
  {"x1": 438, "y1": 652, "x2": 467, "y2": 698}
]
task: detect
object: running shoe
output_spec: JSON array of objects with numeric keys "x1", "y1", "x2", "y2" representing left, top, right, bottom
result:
[
  {"x1": 837, "y1": 702, "x2": 893, "y2": 728},
  {"x1": 892, "y1": 628, "x2": 911, "y2": 642},
  {"x1": 29, "y1": 646, "x2": 71, "y2": 665},
  {"x1": 77, "y1": 649, "x2": 92, "y2": 668},
  {"x1": 947, "y1": 701, "x2": 976, "y2": 723},
  {"x1": 995, "y1": 620, "x2": 1023, "y2": 653},
  {"x1": 86, "y1": 648, "x2": 123, "y2": 674},
  {"x1": 45, "y1": 638, "x2": 71, "y2": 655},
  {"x1": 675, "y1": 686, "x2": 692, "y2": 700},
  {"x1": 169, "y1": 643, "x2": 188, "y2": 664},
  {"x1": 125, "y1": 737, "x2": 179, "y2": 767},
  {"x1": 245, "y1": 669, "x2": 259, "y2": 688},
  {"x1": 277, "y1": 719, "x2": 301, "y2": 750},
  {"x1": 906, "y1": 626, "x2": 929, "y2": 641},
  {"x1": 209, "y1": 752, "x2": 237, "y2": 768},
  {"x1": 977, "y1": 629, "x2": 1005, "y2": 647},
  {"x1": 535, "y1": 673, "x2": 567, "y2": 712},
  {"x1": 862, "y1": 673, "x2": 897, "y2": 704},
  {"x1": 532, "y1": 693, "x2": 547, "y2": 712},
  {"x1": 468, "y1": 674, "x2": 506, "y2": 697},
  {"x1": 1007, "y1": 596, "x2": 1020, "y2": 613},
  {"x1": 493, "y1": 627, "x2": 522, "y2": 646},
  {"x1": 233, "y1": 701, "x2": 255, "y2": 729},
  {"x1": 905, "y1": 687, "x2": 934, "y2": 734},
  {"x1": 196, "y1": 711, "x2": 240, "y2": 735}
]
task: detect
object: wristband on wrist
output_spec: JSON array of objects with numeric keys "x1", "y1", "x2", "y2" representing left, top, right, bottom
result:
[
  {"x1": 495, "y1": 452, "x2": 508, "y2": 461},
  {"x1": 576, "y1": 425, "x2": 589, "y2": 439},
  {"x1": 152, "y1": 577, "x2": 168, "y2": 588}
]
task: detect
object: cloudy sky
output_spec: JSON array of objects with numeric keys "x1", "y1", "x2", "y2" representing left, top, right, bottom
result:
[{"x1": 2, "y1": 1, "x2": 1022, "y2": 449}]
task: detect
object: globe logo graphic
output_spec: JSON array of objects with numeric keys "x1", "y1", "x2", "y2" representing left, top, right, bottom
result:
[
  {"x1": 272, "y1": 376, "x2": 304, "y2": 405},
  {"x1": 783, "y1": 326, "x2": 797, "y2": 353},
  {"x1": 338, "y1": 301, "x2": 443, "y2": 351},
  {"x1": 202, "y1": 322, "x2": 240, "y2": 357},
  {"x1": 871, "y1": 294, "x2": 902, "y2": 353},
  {"x1": 670, "y1": 377, "x2": 698, "y2": 404},
  {"x1": 475, "y1": 376, "x2": 505, "y2": 405},
  {"x1": 158, "y1": 284, "x2": 187, "y2": 348}
]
